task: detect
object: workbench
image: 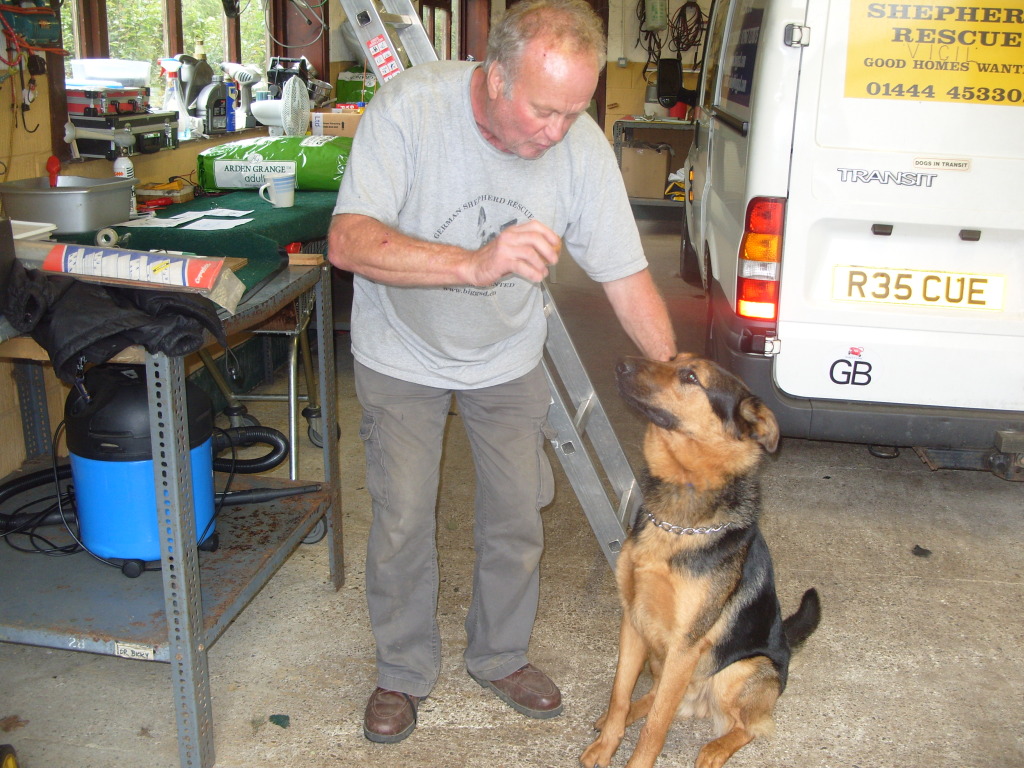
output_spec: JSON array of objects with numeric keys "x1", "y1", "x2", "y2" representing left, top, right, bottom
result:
[
  {"x1": 55, "y1": 189, "x2": 339, "y2": 294},
  {"x1": 4, "y1": 189, "x2": 339, "y2": 460},
  {"x1": 0, "y1": 245, "x2": 341, "y2": 766}
]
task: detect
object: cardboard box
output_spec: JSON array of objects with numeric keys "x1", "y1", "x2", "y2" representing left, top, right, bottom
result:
[
  {"x1": 311, "y1": 110, "x2": 362, "y2": 138},
  {"x1": 137, "y1": 185, "x2": 195, "y2": 205},
  {"x1": 625, "y1": 126, "x2": 692, "y2": 176},
  {"x1": 619, "y1": 146, "x2": 670, "y2": 199}
]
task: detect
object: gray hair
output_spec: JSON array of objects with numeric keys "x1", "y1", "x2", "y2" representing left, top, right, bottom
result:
[{"x1": 483, "y1": 0, "x2": 607, "y2": 95}]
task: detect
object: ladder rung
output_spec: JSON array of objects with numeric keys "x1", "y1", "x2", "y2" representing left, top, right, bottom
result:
[
  {"x1": 379, "y1": 12, "x2": 417, "y2": 27},
  {"x1": 540, "y1": 282, "x2": 643, "y2": 569},
  {"x1": 573, "y1": 393, "x2": 595, "y2": 434},
  {"x1": 616, "y1": 480, "x2": 640, "y2": 528}
]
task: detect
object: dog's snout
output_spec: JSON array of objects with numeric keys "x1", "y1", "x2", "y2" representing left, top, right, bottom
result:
[{"x1": 616, "y1": 358, "x2": 644, "y2": 378}]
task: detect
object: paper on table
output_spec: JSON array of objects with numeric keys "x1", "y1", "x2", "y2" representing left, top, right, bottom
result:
[
  {"x1": 118, "y1": 216, "x2": 189, "y2": 228},
  {"x1": 182, "y1": 217, "x2": 254, "y2": 231},
  {"x1": 203, "y1": 208, "x2": 254, "y2": 217},
  {"x1": 117, "y1": 211, "x2": 209, "y2": 228}
]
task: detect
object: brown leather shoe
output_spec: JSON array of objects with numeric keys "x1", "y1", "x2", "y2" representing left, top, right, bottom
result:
[
  {"x1": 470, "y1": 663, "x2": 563, "y2": 719},
  {"x1": 363, "y1": 687, "x2": 420, "y2": 743}
]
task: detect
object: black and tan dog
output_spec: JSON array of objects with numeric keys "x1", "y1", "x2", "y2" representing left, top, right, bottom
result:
[{"x1": 580, "y1": 354, "x2": 821, "y2": 768}]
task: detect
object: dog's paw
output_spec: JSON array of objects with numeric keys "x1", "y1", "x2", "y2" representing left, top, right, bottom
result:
[
  {"x1": 695, "y1": 739, "x2": 741, "y2": 768},
  {"x1": 594, "y1": 710, "x2": 609, "y2": 730},
  {"x1": 580, "y1": 738, "x2": 618, "y2": 768}
]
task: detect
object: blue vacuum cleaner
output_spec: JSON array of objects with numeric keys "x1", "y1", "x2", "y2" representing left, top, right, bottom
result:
[{"x1": 64, "y1": 364, "x2": 216, "y2": 563}]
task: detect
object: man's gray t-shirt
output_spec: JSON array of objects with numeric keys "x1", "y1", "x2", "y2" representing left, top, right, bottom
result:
[{"x1": 334, "y1": 61, "x2": 648, "y2": 389}]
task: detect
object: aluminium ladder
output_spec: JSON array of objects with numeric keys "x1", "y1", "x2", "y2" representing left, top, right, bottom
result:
[
  {"x1": 337, "y1": 0, "x2": 439, "y2": 83},
  {"x1": 541, "y1": 283, "x2": 641, "y2": 570},
  {"x1": 335, "y1": 6, "x2": 640, "y2": 569}
]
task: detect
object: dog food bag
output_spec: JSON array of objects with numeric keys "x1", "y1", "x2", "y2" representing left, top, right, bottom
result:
[{"x1": 197, "y1": 135, "x2": 352, "y2": 192}]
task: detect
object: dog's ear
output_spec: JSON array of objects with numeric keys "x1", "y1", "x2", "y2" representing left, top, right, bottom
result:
[{"x1": 738, "y1": 396, "x2": 780, "y2": 453}]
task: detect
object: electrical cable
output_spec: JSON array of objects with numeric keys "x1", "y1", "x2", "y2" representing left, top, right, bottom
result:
[
  {"x1": 667, "y1": 1, "x2": 707, "y2": 54},
  {"x1": 634, "y1": 0, "x2": 663, "y2": 82},
  {"x1": 49, "y1": 421, "x2": 120, "y2": 570},
  {"x1": 0, "y1": 417, "x2": 308, "y2": 576}
]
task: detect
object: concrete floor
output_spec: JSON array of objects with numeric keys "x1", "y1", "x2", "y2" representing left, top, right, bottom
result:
[{"x1": 2, "y1": 216, "x2": 1023, "y2": 768}]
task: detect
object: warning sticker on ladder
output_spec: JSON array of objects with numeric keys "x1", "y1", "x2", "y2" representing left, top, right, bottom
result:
[{"x1": 367, "y1": 34, "x2": 402, "y2": 82}]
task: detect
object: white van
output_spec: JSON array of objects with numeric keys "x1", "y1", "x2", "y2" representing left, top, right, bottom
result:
[{"x1": 677, "y1": 0, "x2": 1024, "y2": 480}]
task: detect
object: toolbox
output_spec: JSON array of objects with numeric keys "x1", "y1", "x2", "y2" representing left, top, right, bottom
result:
[
  {"x1": 67, "y1": 86, "x2": 151, "y2": 116},
  {"x1": 70, "y1": 111, "x2": 179, "y2": 160}
]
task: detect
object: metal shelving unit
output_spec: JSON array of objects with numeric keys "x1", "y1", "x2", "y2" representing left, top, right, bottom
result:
[
  {"x1": 613, "y1": 117, "x2": 695, "y2": 209},
  {"x1": 0, "y1": 263, "x2": 342, "y2": 768}
]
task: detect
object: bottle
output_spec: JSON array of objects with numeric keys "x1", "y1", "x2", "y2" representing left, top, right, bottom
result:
[
  {"x1": 160, "y1": 60, "x2": 190, "y2": 142},
  {"x1": 196, "y1": 77, "x2": 228, "y2": 135},
  {"x1": 225, "y1": 81, "x2": 237, "y2": 132},
  {"x1": 174, "y1": 71, "x2": 192, "y2": 141},
  {"x1": 163, "y1": 70, "x2": 179, "y2": 113},
  {"x1": 113, "y1": 148, "x2": 137, "y2": 219}
]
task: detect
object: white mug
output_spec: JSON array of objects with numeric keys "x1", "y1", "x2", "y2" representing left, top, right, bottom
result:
[{"x1": 259, "y1": 172, "x2": 296, "y2": 208}]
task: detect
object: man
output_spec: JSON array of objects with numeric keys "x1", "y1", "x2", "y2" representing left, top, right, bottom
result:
[{"x1": 328, "y1": 0, "x2": 676, "y2": 744}]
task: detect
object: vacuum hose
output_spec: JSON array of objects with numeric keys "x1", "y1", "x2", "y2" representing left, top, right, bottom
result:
[
  {"x1": 0, "y1": 426, "x2": 295, "y2": 533},
  {"x1": 213, "y1": 426, "x2": 289, "y2": 474}
]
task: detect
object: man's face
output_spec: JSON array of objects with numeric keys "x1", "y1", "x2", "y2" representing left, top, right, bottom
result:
[{"x1": 482, "y1": 41, "x2": 599, "y2": 160}]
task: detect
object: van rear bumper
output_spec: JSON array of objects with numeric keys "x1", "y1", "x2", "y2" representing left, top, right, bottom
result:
[{"x1": 709, "y1": 296, "x2": 1024, "y2": 452}]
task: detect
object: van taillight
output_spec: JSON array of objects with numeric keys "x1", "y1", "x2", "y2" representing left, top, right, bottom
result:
[{"x1": 736, "y1": 197, "x2": 785, "y2": 321}]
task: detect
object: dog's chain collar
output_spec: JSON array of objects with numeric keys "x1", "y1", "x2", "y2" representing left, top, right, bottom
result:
[{"x1": 643, "y1": 509, "x2": 732, "y2": 536}]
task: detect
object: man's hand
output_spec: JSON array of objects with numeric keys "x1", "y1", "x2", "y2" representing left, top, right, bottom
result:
[
  {"x1": 329, "y1": 213, "x2": 560, "y2": 288},
  {"x1": 464, "y1": 220, "x2": 562, "y2": 286}
]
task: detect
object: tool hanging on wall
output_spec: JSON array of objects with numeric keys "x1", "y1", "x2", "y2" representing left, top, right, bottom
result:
[
  {"x1": 0, "y1": 3, "x2": 64, "y2": 134},
  {"x1": 634, "y1": 0, "x2": 664, "y2": 80},
  {"x1": 17, "y1": 54, "x2": 38, "y2": 132},
  {"x1": 0, "y1": 2, "x2": 67, "y2": 55}
]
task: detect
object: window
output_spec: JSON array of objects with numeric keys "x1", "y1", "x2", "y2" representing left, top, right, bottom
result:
[
  {"x1": 714, "y1": 0, "x2": 764, "y2": 122},
  {"x1": 421, "y1": 0, "x2": 459, "y2": 61},
  {"x1": 60, "y1": 0, "x2": 268, "y2": 106},
  {"x1": 50, "y1": 0, "x2": 491, "y2": 154},
  {"x1": 700, "y1": 0, "x2": 728, "y2": 109}
]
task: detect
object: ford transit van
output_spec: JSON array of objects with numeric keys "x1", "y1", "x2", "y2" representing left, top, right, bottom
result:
[{"x1": 679, "y1": 0, "x2": 1024, "y2": 479}]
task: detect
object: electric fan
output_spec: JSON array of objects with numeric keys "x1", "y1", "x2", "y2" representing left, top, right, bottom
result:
[{"x1": 251, "y1": 76, "x2": 310, "y2": 136}]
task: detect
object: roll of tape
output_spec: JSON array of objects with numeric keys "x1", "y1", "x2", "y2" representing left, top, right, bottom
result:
[{"x1": 96, "y1": 228, "x2": 118, "y2": 247}]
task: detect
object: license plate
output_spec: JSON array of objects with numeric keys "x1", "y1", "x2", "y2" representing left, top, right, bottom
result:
[{"x1": 832, "y1": 266, "x2": 1005, "y2": 310}]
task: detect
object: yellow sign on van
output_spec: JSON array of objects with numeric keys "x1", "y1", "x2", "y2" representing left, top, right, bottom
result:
[{"x1": 845, "y1": 1, "x2": 1024, "y2": 105}]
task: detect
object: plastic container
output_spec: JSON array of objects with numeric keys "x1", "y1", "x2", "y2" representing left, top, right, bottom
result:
[
  {"x1": 0, "y1": 176, "x2": 136, "y2": 233},
  {"x1": 70, "y1": 59, "x2": 152, "y2": 89},
  {"x1": 225, "y1": 82, "x2": 237, "y2": 132},
  {"x1": 64, "y1": 364, "x2": 215, "y2": 562},
  {"x1": 196, "y1": 77, "x2": 229, "y2": 135},
  {"x1": 112, "y1": 151, "x2": 137, "y2": 218}
]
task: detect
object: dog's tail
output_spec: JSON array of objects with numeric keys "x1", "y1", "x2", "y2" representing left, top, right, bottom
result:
[{"x1": 783, "y1": 588, "x2": 821, "y2": 651}]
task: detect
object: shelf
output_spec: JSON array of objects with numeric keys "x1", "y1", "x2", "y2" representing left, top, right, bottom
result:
[
  {"x1": 628, "y1": 197, "x2": 684, "y2": 208},
  {"x1": 0, "y1": 475, "x2": 331, "y2": 661},
  {"x1": 0, "y1": 262, "x2": 341, "y2": 768},
  {"x1": 613, "y1": 119, "x2": 695, "y2": 201}
]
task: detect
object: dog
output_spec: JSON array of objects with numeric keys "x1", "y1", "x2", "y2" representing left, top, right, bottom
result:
[{"x1": 580, "y1": 353, "x2": 821, "y2": 768}]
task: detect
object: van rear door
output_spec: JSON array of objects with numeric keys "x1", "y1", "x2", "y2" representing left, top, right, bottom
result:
[
  {"x1": 687, "y1": 0, "x2": 808, "y2": 307},
  {"x1": 774, "y1": 0, "x2": 1024, "y2": 412}
]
